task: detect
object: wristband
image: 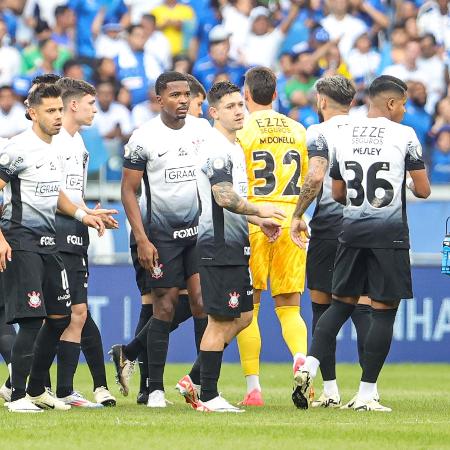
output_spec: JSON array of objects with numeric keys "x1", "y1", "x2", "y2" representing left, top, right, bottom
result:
[
  {"x1": 74, "y1": 208, "x2": 87, "y2": 222},
  {"x1": 406, "y1": 177, "x2": 414, "y2": 190}
]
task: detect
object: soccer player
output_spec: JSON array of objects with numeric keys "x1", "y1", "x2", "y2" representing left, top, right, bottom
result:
[
  {"x1": 0, "y1": 83, "x2": 105, "y2": 413},
  {"x1": 293, "y1": 75, "x2": 431, "y2": 412},
  {"x1": 290, "y1": 75, "x2": 374, "y2": 408},
  {"x1": 185, "y1": 73, "x2": 207, "y2": 118},
  {"x1": 53, "y1": 77, "x2": 118, "y2": 407},
  {"x1": 117, "y1": 71, "x2": 210, "y2": 407},
  {"x1": 235, "y1": 66, "x2": 309, "y2": 406},
  {"x1": 177, "y1": 81, "x2": 285, "y2": 412}
]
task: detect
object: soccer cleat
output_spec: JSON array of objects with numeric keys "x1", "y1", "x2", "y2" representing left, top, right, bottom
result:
[
  {"x1": 353, "y1": 398, "x2": 392, "y2": 412},
  {"x1": 27, "y1": 391, "x2": 71, "y2": 411},
  {"x1": 196, "y1": 394, "x2": 245, "y2": 413},
  {"x1": 59, "y1": 391, "x2": 103, "y2": 408},
  {"x1": 175, "y1": 375, "x2": 200, "y2": 408},
  {"x1": 292, "y1": 370, "x2": 311, "y2": 410},
  {"x1": 94, "y1": 387, "x2": 116, "y2": 407},
  {"x1": 0, "y1": 383, "x2": 12, "y2": 402},
  {"x1": 341, "y1": 393, "x2": 380, "y2": 410},
  {"x1": 136, "y1": 391, "x2": 149, "y2": 405},
  {"x1": 109, "y1": 344, "x2": 135, "y2": 397},
  {"x1": 238, "y1": 389, "x2": 264, "y2": 406},
  {"x1": 146, "y1": 390, "x2": 173, "y2": 408},
  {"x1": 7, "y1": 397, "x2": 43, "y2": 413},
  {"x1": 45, "y1": 387, "x2": 56, "y2": 398},
  {"x1": 311, "y1": 391, "x2": 341, "y2": 408}
]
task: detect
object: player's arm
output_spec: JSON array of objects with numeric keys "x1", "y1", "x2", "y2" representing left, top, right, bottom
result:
[
  {"x1": 279, "y1": 1, "x2": 300, "y2": 35},
  {"x1": 406, "y1": 170, "x2": 431, "y2": 199},
  {"x1": 0, "y1": 178, "x2": 11, "y2": 270},
  {"x1": 331, "y1": 179, "x2": 347, "y2": 204},
  {"x1": 80, "y1": 201, "x2": 119, "y2": 229},
  {"x1": 57, "y1": 190, "x2": 105, "y2": 236}
]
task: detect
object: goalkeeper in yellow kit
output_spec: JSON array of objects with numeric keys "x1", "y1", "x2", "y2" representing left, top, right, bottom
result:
[{"x1": 236, "y1": 66, "x2": 308, "y2": 406}]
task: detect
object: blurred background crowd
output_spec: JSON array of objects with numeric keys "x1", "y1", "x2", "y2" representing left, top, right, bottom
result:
[{"x1": 0, "y1": 0, "x2": 449, "y2": 186}]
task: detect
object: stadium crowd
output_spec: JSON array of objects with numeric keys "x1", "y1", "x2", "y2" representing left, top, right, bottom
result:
[{"x1": 0, "y1": 0, "x2": 449, "y2": 183}]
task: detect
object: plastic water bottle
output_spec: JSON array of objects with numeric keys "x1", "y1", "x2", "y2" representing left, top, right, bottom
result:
[{"x1": 442, "y1": 217, "x2": 450, "y2": 276}]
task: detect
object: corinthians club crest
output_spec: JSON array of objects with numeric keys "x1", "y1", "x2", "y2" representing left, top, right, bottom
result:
[
  {"x1": 151, "y1": 263, "x2": 164, "y2": 279},
  {"x1": 27, "y1": 291, "x2": 41, "y2": 309},
  {"x1": 228, "y1": 292, "x2": 240, "y2": 309}
]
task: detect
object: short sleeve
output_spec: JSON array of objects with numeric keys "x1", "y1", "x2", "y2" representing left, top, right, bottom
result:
[
  {"x1": 329, "y1": 149, "x2": 343, "y2": 180},
  {"x1": 0, "y1": 142, "x2": 26, "y2": 183},
  {"x1": 405, "y1": 128, "x2": 425, "y2": 171},
  {"x1": 123, "y1": 131, "x2": 149, "y2": 171},
  {"x1": 201, "y1": 146, "x2": 233, "y2": 186},
  {"x1": 306, "y1": 125, "x2": 329, "y2": 160}
]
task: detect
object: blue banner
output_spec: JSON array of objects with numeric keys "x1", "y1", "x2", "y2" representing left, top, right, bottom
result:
[{"x1": 87, "y1": 265, "x2": 449, "y2": 363}]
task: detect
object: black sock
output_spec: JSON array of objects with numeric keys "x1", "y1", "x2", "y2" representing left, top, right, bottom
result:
[
  {"x1": 27, "y1": 316, "x2": 70, "y2": 397},
  {"x1": 123, "y1": 337, "x2": 145, "y2": 361},
  {"x1": 81, "y1": 311, "x2": 108, "y2": 390},
  {"x1": 193, "y1": 317, "x2": 208, "y2": 354},
  {"x1": 189, "y1": 354, "x2": 201, "y2": 385},
  {"x1": 10, "y1": 318, "x2": 42, "y2": 401},
  {"x1": 199, "y1": 350, "x2": 223, "y2": 402},
  {"x1": 361, "y1": 308, "x2": 398, "y2": 383},
  {"x1": 309, "y1": 299, "x2": 355, "y2": 364},
  {"x1": 0, "y1": 306, "x2": 16, "y2": 364},
  {"x1": 44, "y1": 371, "x2": 52, "y2": 389},
  {"x1": 56, "y1": 341, "x2": 81, "y2": 398},
  {"x1": 5, "y1": 376, "x2": 11, "y2": 389},
  {"x1": 311, "y1": 302, "x2": 336, "y2": 380},
  {"x1": 135, "y1": 304, "x2": 153, "y2": 393},
  {"x1": 351, "y1": 304, "x2": 372, "y2": 369},
  {"x1": 170, "y1": 295, "x2": 192, "y2": 331},
  {"x1": 146, "y1": 317, "x2": 171, "y2": 393}
]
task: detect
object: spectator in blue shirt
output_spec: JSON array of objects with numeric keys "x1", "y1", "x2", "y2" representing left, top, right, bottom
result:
[
  {"x1": 430, "y1": 125, "x2": 450, "y2": 184},
  {"x1": 192, "y1": 24, "x2": 247, "y2": 91}
]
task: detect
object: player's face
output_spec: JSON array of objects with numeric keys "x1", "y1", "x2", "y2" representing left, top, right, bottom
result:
[
  {"x1": 30, "y1": 96, "x2": 64, "y2": 136},
  {"x1": 75, "y1": 94, "x2": 97, "y2": 126},
  {"x1": 188, "y1": 94, "x2": 205, "y2": 117},
  {"x1": 389, "y1": 94, "x2": 407, "y2": 123},
  {"x1": 212, "y1": 91, "x2": 245, "y2": 131},
  {"x1": 158, "y1": 81, "x2": 191, "y2": 120}
]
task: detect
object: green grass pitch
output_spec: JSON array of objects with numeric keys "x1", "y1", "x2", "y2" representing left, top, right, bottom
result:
[{"x1": 1, "y1": 363, "x2": 449, "y2": 450}]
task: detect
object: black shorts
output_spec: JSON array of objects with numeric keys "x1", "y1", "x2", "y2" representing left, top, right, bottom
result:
[
  {"x1": 0, "y1": 251, "x2": 71, "y2": 324},
  {"x1": 59, "y1": 252, "x2": 88, "y2": 305},
  {"x1": 306, "y1": 238, "x2": 337, "y2": 294},
  {"x1": 332, "y1": 245, "x2": 413, "y2": 303},
  {"x1": 130, "y1": 243, "x2": 198, "y2": 293},
  {"x1": 199, "y1": 265, "x2": 253, "y2": 318}
]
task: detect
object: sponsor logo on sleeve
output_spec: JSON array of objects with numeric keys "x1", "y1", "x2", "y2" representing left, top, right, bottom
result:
[
  {"x1": 35, "y1": 181, "x2": 60, "y2": 197},
  {"x1": 6, "y1": 156, "x2": 23, "y2": 175},
  {"x1": 165, "y1": 166, "x2": 196, "y2": 183},
  {"x1": 66, "y1": 174, "x2": 83, "y2": 190}
]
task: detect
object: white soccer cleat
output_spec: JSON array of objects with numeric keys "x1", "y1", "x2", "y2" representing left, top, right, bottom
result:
[
  {"x1": 146, "y1": 390, "x2": 173, "y2": 408},
  {"x1": 311, "y1": 391, "x2": 341, "y2": 408},
  {"x1": 341, "y1": 393, "x2": 380, "y2": 409},
  {"x1": 292, "y1": 370, "x2": 311, "y2": 409},
  {"x1": 0, "y1": 383, "x2": 12, "y2": 402},
  {"x1": 7, "y1": 397, "x2": 43, "y2": 413},
  {"x1": 94, "y1": 386, "x2": 117, "y2": 407},
  {"x1": 196, "y1": 394, "x2": 244, "y2": 413},
  {"x1": 27, "y1": 391, "x2": 71, "y2": 411},
  {"x1": 353, "y1": 398, "x2": 392, "y2": 412},
  {"x1": 58, "y1": 391, "x2": 103, "y2": 408}
]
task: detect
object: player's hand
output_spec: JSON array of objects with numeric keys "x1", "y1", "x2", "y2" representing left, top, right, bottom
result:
[
  {"x1": 91, "y1": 203, "x2": 119, "y2": 229},
  {"x1": 82, "y1": 214, "x2": 105, "y2": 237},
  {"x1": 260, "y1": 218, "x2": 282, "y2": 243},
  {"x1": 0, "y1": 237, "x2": 12, "y2": 272},
  {"x1": 137, "y1": 239, "x2": 159, "y2": 272},
  {"x1": 257, "y1": 204, "x2": 287, "y2": 221},
  {"x1": 290, "y1": 217, "x2": 310, "y2": 249}
]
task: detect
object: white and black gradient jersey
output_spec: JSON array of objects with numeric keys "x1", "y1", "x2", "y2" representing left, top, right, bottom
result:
[
  {"x1": 124, "y1": 114, "x2": 211, "y2": 247},
  {"x1": 329, "y1": 116, "x2": 425, "y2": 249},
  {"x1": 197, "y1": 128, "x2": 250, "y2": 266},
  {"x1": 0, "y1": 128, "x2": 62, "y2": 254},
  {"x1": 54, "y1": 127, "x2": 90, "y2": 255},
  {"x1": 306, "y1": 115, "x2": 349, "y2": 240}
]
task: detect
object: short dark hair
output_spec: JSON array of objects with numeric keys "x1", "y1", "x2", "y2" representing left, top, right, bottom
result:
[
  {"x1": 38, "y1": 38, "x2": 53, "y2": 50},
  {"x1": 62, "y1": 59, "x2": 82, "y2": 74},
  {"x1": 368, "y1": 75, "x2": 407, "y2": 98},
  {"x1": 127, "y1": 24, "x2": 143, "y2": 35},
  {"x1": 56, "y1": 77, "x2": 96, "y2": 105},
  {"x1": 31, "y1": 74, "x2": 61, "y2": 86},
  {"x1": 27, "y1": 83, "x2": 62, "y2": 107},
  {"x1": 55, "y1": 5, "x2": 69, "y2": 17},
  {"x1": 155, "y1": 71, "x2": 188, "y2": 95},
  {"x1": 207, "y1": 81, "x2": 240, "y2": 105},
  {"x1": 420, "y1": 32, "x2": 437, "y2": 46},
  {"x1": 315, "y1": 76, "x2": 356, "y2": 106},
  {"x1": 244, "y1": 66, "x2": 276, "y2": 106},
  {"x1": 185, "y1": 74, "x2": 206, "y2": 99},
  {"x1": 141, "y1": 14, "x2": 156, "y2": 24},
  {"x1": 0, "y1": 85, "x2": 13, "y2": 93}
]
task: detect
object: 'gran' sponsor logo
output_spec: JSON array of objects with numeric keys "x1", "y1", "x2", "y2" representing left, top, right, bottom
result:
[
  {"x1": 35, "y1": 181, "x2": 60, "y2": 197},
  {"x1": 165, "y1": 166, "x2": 196, "y2": 183},
  {"x1": 66, "y1": 174, "x2": 83, "y2": 190}
]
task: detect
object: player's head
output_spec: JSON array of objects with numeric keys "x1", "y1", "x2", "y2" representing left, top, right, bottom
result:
[
  {"x1": 155, "y1": 71, "x2": 190, "y2": 120},
  {"x1": 56, "y1": 77, "x2": 97, "y2": 126},
  {"x1": 25, "y1": 73, "x2": 62, "y2": 120},
  {"x1": 244, "y1": 66, "x2": 276, "y2": 107},
  {"x1": 185, "y1": 74, "x2": 206, "y2": 118},
  {"x1": 27, "y1": 83, "x2": 63, "y2": 137},
  {"x1": 208, "y1": 81, "x2": 244, "y2": 132},
  {"x1": 368, "y1": 75, "x2": 407, "y2": 123},
  {"x1": 315, "y1": 75, "x2": 356, "y2": 122}
]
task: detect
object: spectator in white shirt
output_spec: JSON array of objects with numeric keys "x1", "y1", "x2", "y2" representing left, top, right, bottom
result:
[
  {"x1": 141, "y1": 14, "x2": 172, "y2": 71},
  {"x1": 0, "y1": 20, "x2": 21, "y2": 86},
  {"x1": 222, "y1": 0, "x2": 253, "y2": 60},
  {"x1": 347, "y1": 32, "x2": 381, "y2": 84},
  {"x1": 94, "y1": 22, "x2": 129, "y2": 59},
  {"x1": 0, "y1": 86, "x2": 29, "y2": 138},
  {"x1": 417, "y1": 0, "x2": 450, "y2": 51},
  {"x1": 131, "y1": 87, "x2": 160, "y2": 128}
]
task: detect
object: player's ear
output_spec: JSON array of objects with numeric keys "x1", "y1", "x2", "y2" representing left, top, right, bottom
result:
[
  {"x1": 70, "y1": 99, "x2": 78, "y2": 112},
  {"x1": 272, "y1": 89, "x2": 277, "y2": 102},
  {"x1": 209, "y1": 105, "x2": 219, "y2": 120},
  {"x1": 387, "y1": 97, "x2": 395, "y2": 111},
  {"x1": 28, "y1": 106, "x2": 38, "y2": 122},
  {"x1": 156, "y1": 94, "x2": 163, "y2": 107},
  {"x1": 243, "y1": 85, "x2": 250, "y2": 103}
]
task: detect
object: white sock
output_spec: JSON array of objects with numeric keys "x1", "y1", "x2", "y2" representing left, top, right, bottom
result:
[
  {"x1": 293, "y1": 352, "x2": 306, "y2": 367},
  {"x1": 246, "y1": 375, "x2": 261, "y2": 393},
  {"x1": 7, "y1": 363, "x2": 11, "y2": 377},
  {"x1": 358, "y1": 381, "x2": 376, "y2": 402},
  {"x1": 323, "y1": 380, "x2": 339, "y2": 397},
  {"x1": 374, "y1": 382, "x2": 379, "y2": 399},
  {"x1": 302, "y1": 356, "x2": 320, "y2": 378}
]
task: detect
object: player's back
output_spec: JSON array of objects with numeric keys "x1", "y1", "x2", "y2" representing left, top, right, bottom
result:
[{"x1": 237, "y1": 109, "x2": 308, "y2": 226}]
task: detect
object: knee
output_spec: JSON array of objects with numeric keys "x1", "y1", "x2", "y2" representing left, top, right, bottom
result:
[
  {"x1": 154, "y1": 299, "x2": 176, "y2": 321},
  {"x1": 238, "y1": 311, "x2": 253, "y2": 332}
]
